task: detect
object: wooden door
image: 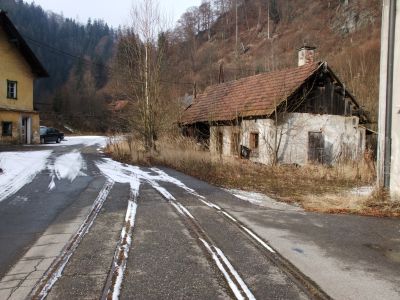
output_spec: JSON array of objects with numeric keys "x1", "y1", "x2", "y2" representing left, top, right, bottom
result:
[{"x1": 308, "y1": 132, "x2": 324, "y2": 163}]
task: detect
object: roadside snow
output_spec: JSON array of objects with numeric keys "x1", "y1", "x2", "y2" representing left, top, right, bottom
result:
[
  {"x1": 0, "y1": 150, "x2": 52, "y2": 202},
  {"x1": 225, "y1": 188, "x2": 302, "y2": 211},
  {"x1": 44, "y1": 136, "x2": 107, "y2": 148},
  {"x1": 48, "y1": 151, "x2": 86, "y2": 190}
]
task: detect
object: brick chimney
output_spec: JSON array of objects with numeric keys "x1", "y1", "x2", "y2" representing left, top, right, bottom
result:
[{"x1": 298, "y1": 46, "x2": 316, "y2": 67}]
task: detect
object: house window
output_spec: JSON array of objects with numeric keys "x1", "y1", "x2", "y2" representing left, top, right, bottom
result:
[
  {"x1": 250, "y1": 132, "x2": 259, "y2": 150},
  {"x1": 2, "y1": 122, "x2": 12, "y2": 136},
  {"x1": 7, "y1": 80, "x2": 17, "y2": 99},
  {"x1": 231, "y1": 132, "x2": 240, "y2": 155}
]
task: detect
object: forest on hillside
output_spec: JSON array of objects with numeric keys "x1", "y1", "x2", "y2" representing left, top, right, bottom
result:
[
  {"x1": 1, "y1": 0, "x2": 382, "y2": 133},
  {"x1": 0, "y1": 0, "x2": 115, "y2": 131}
]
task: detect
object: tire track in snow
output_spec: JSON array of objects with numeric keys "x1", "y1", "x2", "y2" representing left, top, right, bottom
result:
[
  {"x1": 94, "y1": 160, "x2": 329, "y2": 299},
  {"x1": 31, "y1": 180, "x2": 114, "y2": 300},
  {"x1": 102, "y1": 193, "x2": 138, "y2": 300},
  {"x1": 95, "y1": 159, "x2": 254, "y2": 299}
]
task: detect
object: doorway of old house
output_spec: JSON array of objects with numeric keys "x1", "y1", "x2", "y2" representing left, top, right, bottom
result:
[
  {"x1": 231, "y1": 132, "x2": 240, "y2": 156},
  {"x1": 21, "y1": 117, "x2": 32, "y2": 144},
  {"x1": 308, "y1": 132, "x2": 324, "y2": 163},
  {"x1": 216, "y1": 131, "x2": 223, "y2": 155}
]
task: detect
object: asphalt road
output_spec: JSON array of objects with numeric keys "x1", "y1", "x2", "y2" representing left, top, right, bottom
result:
[{"x1": 0, "y1": 138, "x2": 399, "y2": 300}]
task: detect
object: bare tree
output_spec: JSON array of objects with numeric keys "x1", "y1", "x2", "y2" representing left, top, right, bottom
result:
[
  {"x1": 199, "y1": 1, "x2": 214, "y2": 39},
  {"x1": 112, "y1": 0, "x2": 170, "y2": 151}
]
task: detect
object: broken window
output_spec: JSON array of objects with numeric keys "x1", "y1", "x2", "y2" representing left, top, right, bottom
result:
[
  {"x1": 2, "y1": 122, "x2": 12, "y2": 136},
  {"x1": 216, "y1": 131, "x2": 223, "y2": 154},
  {"x1": 250, "y1": 132, "x2": 259, "y2": 150},
  {"x1": 231, "y1": 132, "x2": 240, "y2": 155},
  {"x1": 308, "y1": 132, "x2": 324, "y2": 163},
  {"x1": 7, "y1": 80, "x2": 17, "y2": 99}
]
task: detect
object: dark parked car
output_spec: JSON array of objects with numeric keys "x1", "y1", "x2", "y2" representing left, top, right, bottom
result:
[{"x1": 40, "y1": 126, "x2": 64, "y2": 144}]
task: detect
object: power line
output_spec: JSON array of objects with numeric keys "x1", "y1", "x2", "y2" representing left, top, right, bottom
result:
[{"x1": 24, "y1": 34, "x2": 195, "y2": 86}]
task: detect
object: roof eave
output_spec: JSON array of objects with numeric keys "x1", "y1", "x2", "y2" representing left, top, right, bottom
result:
[{"x1": 0, "y1": 11, "x2": 49, "y2": 78}]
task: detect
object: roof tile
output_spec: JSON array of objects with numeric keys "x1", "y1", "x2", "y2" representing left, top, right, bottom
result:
[{"x1": 181, "y1": 62, "x2": 321, "y2": 124}]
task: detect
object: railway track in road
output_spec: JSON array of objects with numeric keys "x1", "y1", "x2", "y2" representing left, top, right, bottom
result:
[
  {"x1": 148, "y1": 177, "x2": 332, "y2": 300},
  {"x1": 197, "y1": 198, "x2": 331, "y2": 300},
  {"x1": 27, "y1": 163, "x2": 331, "y2": 300},
  {"x1": 30, "y1": 180, "x2": 114, "y2": 300}
]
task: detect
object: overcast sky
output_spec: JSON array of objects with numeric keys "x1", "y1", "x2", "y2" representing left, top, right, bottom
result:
[{"x1": 27, "y1": 0, "x2": 202, "y2": 28}]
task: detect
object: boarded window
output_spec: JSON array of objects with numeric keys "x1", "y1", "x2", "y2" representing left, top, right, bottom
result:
[
  {"x1": 231, "y1": 132, "x2": 240, "y2": 155},
  {"x1": 250, "y1": 132, "x2": 259, "y2": 150},
  {"x1": 2, "y1": 122, "x2": 12, "y2": 136},
  {"x1": 216, "y1": 131, "x2": 223, "y2": 154},
  {"x1": 308, "y1": 132, "x2": 324, "y2": 163}
]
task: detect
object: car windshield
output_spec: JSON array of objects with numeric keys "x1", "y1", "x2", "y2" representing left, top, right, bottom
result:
[{"x1": 40, "y1": 127, "x2": 47, "y2": 135}]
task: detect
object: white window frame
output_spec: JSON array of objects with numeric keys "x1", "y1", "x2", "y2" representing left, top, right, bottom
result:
[{"x1": 7, "y1": 80, "x2": 17, "y2": 99}]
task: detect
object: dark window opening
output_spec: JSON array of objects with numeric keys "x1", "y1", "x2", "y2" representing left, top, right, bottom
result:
[
  {"x1": 308, "y1": 132, "x2": 324, "y2": 163},
  {"x1": 250, "y1": 132, "x2": 259, "y2": 150},
  {"x1": 2, "y1": 122, "x2": 12, "y2": 136},
  {"x1": 216, "y1": 131, "x2": 223, "y2": 154},
  {"x1": 7, "y1": 80, "x2": 17, "y2": 99}
]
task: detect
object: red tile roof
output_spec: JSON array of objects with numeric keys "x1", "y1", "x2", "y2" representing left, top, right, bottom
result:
[
  {"x1": 181, "y1": 62, "x2": 322, "y2": 124},
  {"x1": 109, "y1": 100, "x2": 129, "y2": 112}
]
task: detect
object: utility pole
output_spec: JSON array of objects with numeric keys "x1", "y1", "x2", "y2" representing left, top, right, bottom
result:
[
  {"x1": 267, "y1": 0, "x2": 270, "y2": 39},
  {"x1": 235, "y1": 0, "x2": 238, "y2": 55},
  {"x1": 144, "y1": 42, "x2": 151, "y2": 150},
  {"x1": 377, "y1": 0, "x2": 398, "y2": 195}
]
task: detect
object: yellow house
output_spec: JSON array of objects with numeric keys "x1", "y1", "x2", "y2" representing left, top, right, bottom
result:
[{"x1": 0, "y1": 11, "x2": 48, "y2": 144}]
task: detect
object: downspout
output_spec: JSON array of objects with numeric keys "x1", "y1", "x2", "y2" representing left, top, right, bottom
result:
[{"x1": 384, "y1": 0, "x2": 396, "y2": 188}]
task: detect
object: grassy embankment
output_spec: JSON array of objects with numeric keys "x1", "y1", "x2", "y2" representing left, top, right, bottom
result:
[{"x1": 105, "y1": 136, "x2": 400, "y2": 217}]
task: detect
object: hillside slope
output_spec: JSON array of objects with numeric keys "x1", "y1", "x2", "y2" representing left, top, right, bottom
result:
[
  {"x1": 171, "y1": 0, "x2": 381, "y2": 126},
  {"x1": 0, "y1": 0, "x2": 115, "y2": 131}
]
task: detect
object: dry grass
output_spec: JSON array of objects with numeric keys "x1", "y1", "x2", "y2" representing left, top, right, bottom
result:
[{"x1": 106, "y1": 135, "x2": 399, "y2": 217}]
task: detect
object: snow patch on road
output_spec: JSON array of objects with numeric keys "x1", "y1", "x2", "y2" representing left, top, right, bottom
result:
[
  {"x1": 150, "y1": 168, "x2": 206, "y2": 199},
  {"x1": 48, "y1": 151, "x2": 86, "y2": 190},
  {"x1": 0, "y1": 150, "x2": 52, "y2": 202},
  {"x1": 54, "y1": 151, "x2": 86, "y2": 181},
  {"x1": 109, "y1": 198, "x2": 137, "y2": 300},
  {"x1": 96, "y1": 160, "x2": 199, "y2": 201},
  {"x1": 43, "y1": 136, "x2": 107, "y2": 148},
  {"x1": 225, "y1": 188, "x2": 302, "y2": 211},
  {"x1": 96, "y1": 158, "x2": 141, "y2": 196}
]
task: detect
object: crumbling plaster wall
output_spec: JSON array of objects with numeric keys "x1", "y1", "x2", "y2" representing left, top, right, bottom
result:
[
  {"x1": 210, "y1": 125, "x2": 238, "y2": 156},
  {"x1": 241, "y1": 119, "x2": 275, "y2": 165},
  {"x1": 210, "y1": 113, "x2": 365, "y2": 165},
  {"x1": 274, "y1": 113, "x2": 365, "y2": 165}
]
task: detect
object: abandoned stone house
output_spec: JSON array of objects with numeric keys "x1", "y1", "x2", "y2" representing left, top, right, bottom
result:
[{"x1": 180, "y1": 47, "x2": 370, "y2": 165}]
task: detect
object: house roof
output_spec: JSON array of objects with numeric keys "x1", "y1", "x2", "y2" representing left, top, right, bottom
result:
[
  {"x1": 109, "y1": 100, "x2": 129, "y2": 112},
  {"x1": 180, "y1": 61, "x2": 367, "y2": 125},
  {"x1": 181, "y1": 62, "x2": 323, "y2": 125},
  {"x1": 0, "y1": 11, "x2": 48, "y2": 77}
]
